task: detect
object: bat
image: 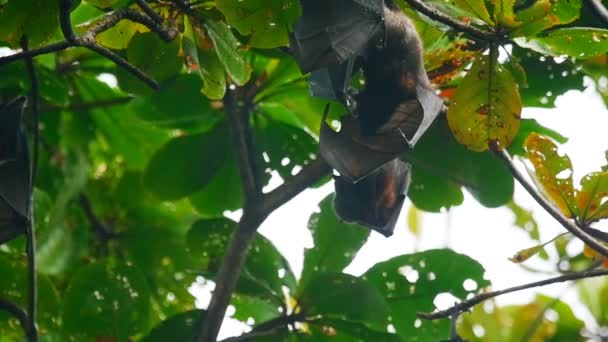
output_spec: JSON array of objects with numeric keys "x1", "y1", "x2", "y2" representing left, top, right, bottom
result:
[
  {"x1": 333, "y1": 159, "x2": 411, "y2": 237},
  {"x1": 0, "y1": 96, "x2": 31, "y2": 245}
]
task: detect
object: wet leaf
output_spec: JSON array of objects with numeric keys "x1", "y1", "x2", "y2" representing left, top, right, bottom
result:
[
  {"x1": 448, "y1": 51, "x2": 522, "y2": 152},
  {"x1": 524, "y1": 133, "x2": 578, "y2": 217}
]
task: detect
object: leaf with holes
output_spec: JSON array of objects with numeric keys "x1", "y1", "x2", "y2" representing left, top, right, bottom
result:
[
  {"x1": 300, "y1": 194, "x2": 370, "y2": 290},
  {"x1": 298, "y1": 272, "x2": 390, "y2": 332},
  {"x1": 576, "y1": 172, "x2": 608, "y2": 223},
  {"x1": 516, "y1": 28, "x2": 608, "y2": 59},
  {"x1": 362, "y1": 249, "x2": 490, "y2": 341},
  {"x1": 62, "y1": 260, "x2": 152, "y2": 340},
  {"x1": 524, "y1": 133, "x2": 579, "y2": 218},
  {"x1": 448, "y1": 52, "x2": 522, "y2": 152}
]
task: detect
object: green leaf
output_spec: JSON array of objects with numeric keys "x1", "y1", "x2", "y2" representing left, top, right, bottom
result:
[
  {"x1": 300, "y1": 194, "x2": 370, "y2": 290},
  {"x1": 510, "y1": 0, "x2": 582, "y2": 37},
  {"x1": 516, "y1": 28, "x2": 608, "y2": 59},
  {"x1": 183, "y1": 15, "x2": 226, "y2": 100},
  {"x1": 129, "y1": 74, "x2": 221, "y2": 129},
  {"x1": 189, "y1": 154, "x2": 243, "y2": 217},
  {"x1": 448, "y1": 51, "x2": 522, "y2": 152},
  {"x1": 231, "y1": 294, "x2": 281, "y2": 325},
  {"x1": 204, "y1": 20, "x2": 251, "y2": 86},
  {"x1": 0, "y1": 0, "x2": 59, "y2": 48},
  {"x1": 308, "y1": 318, "x2": 403, "y2": 342},
  {"x1": 576, "y1": 171, "x2": 608, "y2": 223},
  {"x1": 579, "y1": 276, "x2": 608, "y2": 326},
  {"x1": 363, "y1": 249, "x2": 490, "y2": 340},
  {"x1": 493, "y1": 0, "x2": 517, "y2": 26},
  {"x1": 524, "y1": 133, "x2": 578, "y2": 218},
  {"x1": 0, "y1": 254, "x2": 60, "y2": 339},
  {"x1": 404, "y1": 119, "x2": 513, "y2": 211},
  {"x1": 216, "y1": 0, "x2": 301, "y2": 48},
  {"x1": 96, "y1": 19, "x2": 149, "y2": 50},
  {"x1": 143, "y1": 123, "x2": 230, "y2": 200},
  {"x1": 62, "y1": 260, "x2": 152, "y2": 340},
  {"x1": 119, "y1": 32, "x2": 183, "y2": 94},
  {"x1": 142, "y1": 310, "x2": 203, "y2": 342},
  {"x1": 452, "y1": 0, "x2": 494, "y2": 25},
  {"x1": 298, "y1": 272, "x2": 390, "y2": 331},
  {"x1": 506, "y1": 200, "x2": 541, "y2": 241},
  {"x1": 508, "y1": 118, "x2": 568, "y2": 156},
  {"x1": 186, "y1": 219, "x2": 297, "y2": 303},
  {"x1": 84, "y1": 0, "x2": 123, "y2": 9}
]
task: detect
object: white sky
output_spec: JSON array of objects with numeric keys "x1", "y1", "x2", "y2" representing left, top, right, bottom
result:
[{"x1": 206, "y1": 80, "x2": 608, "y2": 339}]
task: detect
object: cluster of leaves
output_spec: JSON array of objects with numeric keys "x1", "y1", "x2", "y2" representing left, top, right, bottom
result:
[{"x1": 0, "y1": 0, "x2": 608, "y2": 341}]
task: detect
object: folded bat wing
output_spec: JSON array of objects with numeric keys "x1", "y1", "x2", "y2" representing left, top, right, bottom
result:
[
  {"x1": 291, "y1": 0, "x2": 384, "y2": 73},
  {"x1": 334, "y1": 159, "x2": 411, "y2": 236}
]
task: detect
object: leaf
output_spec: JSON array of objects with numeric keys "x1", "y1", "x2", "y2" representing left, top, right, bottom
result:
[
  {"x1": 363, "y1": 249, "x2": 490, "y2": 340},
  {"x1": 129, "y1": 74, "x2": 220, "y2": 129},
  {"x1": 508, "y1": 233, "x2": 567, "y2": 263},
  {"x1": 508, "y1": 118, "x2": 568, "y2": 156},
  {"x1": 143, "y1": 123, "x2": 230, "y2": 200},
  {"x1": 448, "y1": 51, "x2": 522, "y2": 152},
  {"x1": 524, "y1": 133, "x2": 578, "y2": 218},
  {"x1": 0, "y1": 0, "x2": 59, "y2": 48},
  {"x1": 299, "y1": 194, "x2": 370, "y2": 290},
  {"x1": 578, "y1": 276, "x2": 608, "y2": 326},
  {"x1": 407, "y1": 168, "x2": 464, "y2": 212},
  {"x1": 119, "y1": 32, "x2": 183, "y2": 94},
  {"x1": 576, "y1": 172, "x2": 608, "y2": 223},
  {"x1": 298, "y1": 272, "x2": 390, "y2": 332},
  {"x1": 186, "y1": 219, "x2": 297, "y2": 303},
  {"x1": 142, "y1": 310, "x2": 203, "y2": 342},
  {"x1": 516, "y1": 28, "x2": 608, "y2": 59},
  {"x1": 62, "y1": 260, "x2": 152, "y2": 341},
  {"x1": 452, "y1": 0, "x2": 494, "y2": 25},
  {"x1": 506, "y1": 200, "x2": 540, "y2": 241},
  {"x1": 308, "y1": 318, "x2": 403, "y2": 342},
  {"x1": 96, "y1": 19, "x2": 149, "y2": 50},
  {"x1": 510, "y1": 0, "x2": 583, "y2": 37},
  {"x1": 183, "y1": 16, "x2": 227, "y2": 100},
  {"x1": 407, "y1": 205, "x2": 422, "y2": 238},
  {"x1": 204, "y1": 20, "x2": 251, "y2": 86},
  {"x1": 493, "y1": 0, "x2": 517, "y2": 26},
  {"x1": 216, "y1": 0, "x2": 301, "y2": 48},
  {"x1": 84, "y1": 0, "x2": 123, "y2": 9}
]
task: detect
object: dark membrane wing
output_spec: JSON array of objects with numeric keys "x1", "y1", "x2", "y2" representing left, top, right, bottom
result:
[
  {"x1": 308, "y1": 59, "x2": 355, "y2": 101},
  {"x1": 0, "y1": 97, "x2": 31, "y2": 221},
  {"x1": 406, "y1": 84, "x2": 444, "y2": 147},
  {"x1": 320, "y1": 111, "x2": 407, "y2": 183},
  {"x1": 0, "y1": 97, "x2": 26, "y2": 163},
  {"x1": 333, "y1": 159, "x2": 411, "y2": 236},
  {"x1": 292, "y1": 0, "x2": 384, "y2": 73}
]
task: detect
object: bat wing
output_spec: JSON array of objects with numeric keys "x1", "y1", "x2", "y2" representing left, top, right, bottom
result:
[
  {"x1": 291, "y1": 0, "x2": 384, "y2": 73},
  {"x1": 308, "y1": 58, "x2": 355, "y2": 102},
  {"x1": 320, "y1": 107, "x2": 407, "y2": 183},
  {"x1": 333, "y1": 159, "x2": 411, "y2": 236},
  {"x1": 0, "y1": 97, "x2": 31, "y2": 222}
]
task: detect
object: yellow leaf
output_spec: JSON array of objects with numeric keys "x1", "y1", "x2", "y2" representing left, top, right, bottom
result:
[
  {"x1": 407, "y1": 205, "x2": 422, "y2": 238},
  {"x1": 509, "y1": 232, "x2": 568, "y2": 263},
  {"x1": 576, "y1": 172, "x2": 608, "y2": 223}
]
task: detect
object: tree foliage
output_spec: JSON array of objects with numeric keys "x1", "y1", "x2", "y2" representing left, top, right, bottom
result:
[{"x1": 1, "y1": 0, "x2": 608, "y2": 341}]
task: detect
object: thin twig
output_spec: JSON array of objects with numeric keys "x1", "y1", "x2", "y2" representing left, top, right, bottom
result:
[
  {"x1": 587, "y1": 0, "x2": 608, "y2": 27},
  {"x1": 0, "y1": 298, "x2": 31, "y2": 340},
  {"x1": 78, "y1": 194, "x2": 116, "y2": 242},
  {"x1": 0, "y1": 41, "x2": 71, "y2": 67},
  {"x1": 418, "y1": 268, "x2": 608, "y2": 320},
  {"x1": 492, "y1": 147, "x2": 608, "y2": 258},
  {"x1": 135, "y1": 0, "x2": 165, "y2": 24},
  {"x1": 403, "y1": 0, "x2": 498, "y2": 41},
  {"x1": 20, "y1": 36, "x2": 39, "y2": 342}
]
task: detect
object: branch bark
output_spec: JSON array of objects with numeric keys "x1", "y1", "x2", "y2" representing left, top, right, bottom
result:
[
  {"x1": 492, "y1": 146, "x2": 608, "y2": 258},
  {"x1": 418, "y1": 268, "x2": 608, "y2": 320},
  {"x1": 587, "y1": 0, "x2": 608, "y2": 27}
]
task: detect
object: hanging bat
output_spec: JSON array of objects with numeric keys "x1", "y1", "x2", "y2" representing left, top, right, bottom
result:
[
  {"x1": 0, "y1": 96, "x2": 31, "y2": 245},
  {"x1": 334, "y1": 159, "x2": 411, "y2": 237}
]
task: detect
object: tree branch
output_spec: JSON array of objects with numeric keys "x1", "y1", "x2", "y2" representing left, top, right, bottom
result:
[
  {"x1": 0, "y1": 298, "x2": 33, "y2": 341},
  {"x1": 418, "y1": 268, "x2": 608, "y2": 320},
  {"x1": 78, "y1": 194, "x2": 116, "y2": 243},
  {"x1": 492, "y1": 146, "x2": 608, "y2": 258},
  {"x1": 403, "y1": 0, "x2": 499, "y2": 41},
  {"x1": 219, "y1": 313, "x2": 305, "y2": 342},
  {"x1": 21, "y1": 36, "x2": 39, "y2": 342},
  {"x1": 587, "y1": 0, "x2": 608, "y2": 27}
]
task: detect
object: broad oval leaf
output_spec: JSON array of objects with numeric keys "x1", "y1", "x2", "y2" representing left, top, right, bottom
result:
[
  {"x1": 96, "y1": 19, "x2": 149, "y2": 50},
  {"x1": 62, "y1": 260, "x2": 152, "y2": 340},
  {"x1": 143, "y1": 123, "x2": 230, "y2": 200},
  {"x1": 448, "y1": 52, "x2": 522, "y2": 152},
  {"x1": 510, "y1": 0, "x2": 582, "y2": 37},
  {"x1": 362, "y1": 249, "x2": 490, "y2": 340},
  {"x1": 452, "y1": 0, "x2": 494, "y2": 25},
  {"x1": 143, "y1": 310, "x2": 203, "y2": 342},
  {"x1": 577, "y1": 171, "x2": 608, "y2": 223},
  {"x1": 524, "y1": 133, "x2": 578, "y2": 218},
  {"x1": 0, "y1": 0, "x2": 59, "y2": 48},
  {"x1": 298, "y1": 272, "x2": 390, "y2": 331},
  {"x1": 300, "y1": 194, "x2": 370, "y2": 290},
  {"x1": 516, "y1": 28, "x2": 608, "y2": 59}
]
